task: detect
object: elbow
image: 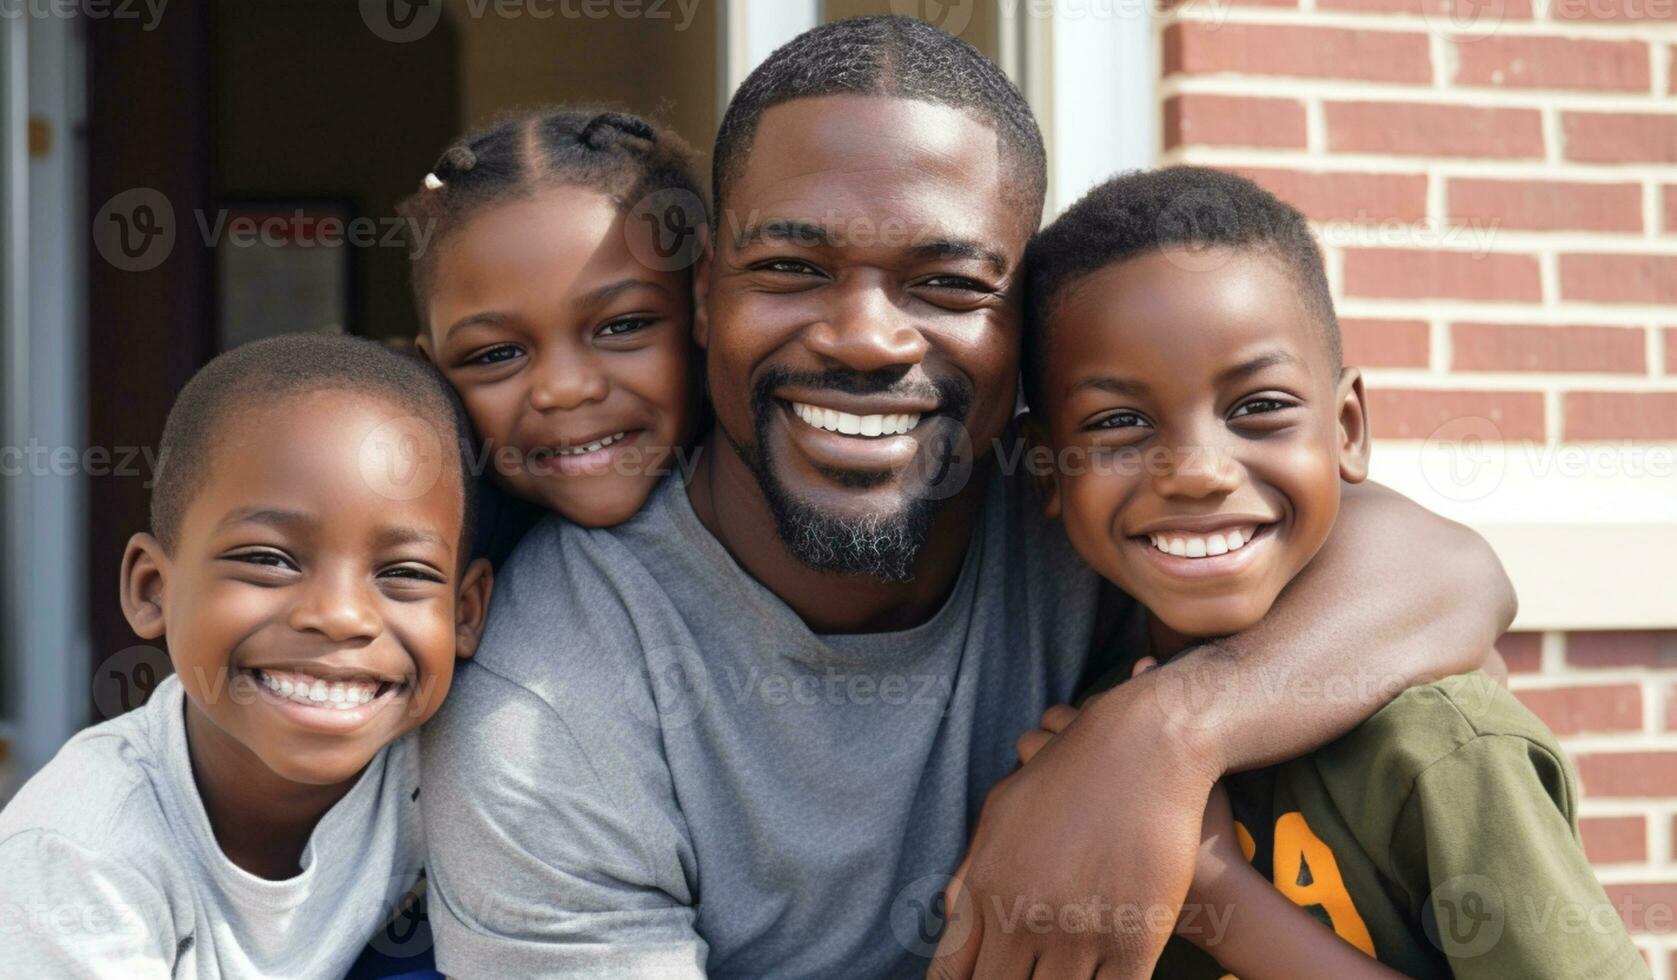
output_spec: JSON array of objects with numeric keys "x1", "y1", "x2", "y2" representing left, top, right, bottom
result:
[{"x1": 1438, "y1": 515, "x2": 1518, "y2": 638}]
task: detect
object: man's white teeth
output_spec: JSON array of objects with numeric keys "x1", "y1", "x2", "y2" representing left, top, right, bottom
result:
[
  {"x1": 256, "y1": 669, "x2": 383, "y2": 711},
  {"x1": 790, "y1": 402, "x2": 922, "y2": 437},
  {"x1": 1149, "y1": 526, "x2": 1260, "y2": 558},
  {"x1": 550, "y1": 432, "x2": 627, "y2": 457}
]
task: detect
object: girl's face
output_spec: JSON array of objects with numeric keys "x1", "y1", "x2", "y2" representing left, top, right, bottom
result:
[{"x1": 419, "y1": 186, "x2": 699, "y2": 527}]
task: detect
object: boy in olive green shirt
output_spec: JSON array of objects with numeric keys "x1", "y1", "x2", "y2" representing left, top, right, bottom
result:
[{"x1": 1018, "y1": 166, "x2": 1643, "y2": 979}]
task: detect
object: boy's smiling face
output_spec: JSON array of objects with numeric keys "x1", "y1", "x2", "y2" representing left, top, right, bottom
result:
[
  {"x1": 123, "y1": 388, "x2": 490, "y2": 787},
  {"x1": 1036, "y1": 248, "x2": 1368, "y2": 639}
]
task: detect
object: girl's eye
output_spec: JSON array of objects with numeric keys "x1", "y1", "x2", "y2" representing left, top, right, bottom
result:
[
  {"x1": 598, "y1": 317, "x2": 653, "y2": 338},
  {"x1": 1231, "y1": 398, "x2": 1291, "y2": 418},
  {"x1": 465, "y1": 345, "x2": 523, "y2": 367},
  {"x1": 1094, "y1": 411, "x2": 1153, "y2": 430}
]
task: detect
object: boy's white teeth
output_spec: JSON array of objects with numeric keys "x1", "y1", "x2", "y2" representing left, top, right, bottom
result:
[
  {"x1": 790, "y1": 402, "x2": 922, "y2": 437},
  {"x1": 1149, "y1": 525, "x2": 1260, "y2": 559},
  {"x1": 255, "y1": 669, "x2": 385, "y2": 710},
  {"x1": 552, "y1": 432, "x2": 627, "y2": 457}
]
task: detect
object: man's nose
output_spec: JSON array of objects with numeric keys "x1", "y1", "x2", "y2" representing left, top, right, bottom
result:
[{"x1": 802, "y1": 280, "x2": 930, "y2": 373}]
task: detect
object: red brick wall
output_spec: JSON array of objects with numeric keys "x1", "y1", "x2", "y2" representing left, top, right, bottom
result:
[{"x1": 1161, "y1": 0, "x2": 1677, "y2": 966}]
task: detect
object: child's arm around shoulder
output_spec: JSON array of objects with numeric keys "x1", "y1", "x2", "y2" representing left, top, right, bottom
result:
[{"x1": 0, "y1": 827, "x2": 178, "y2": 978}]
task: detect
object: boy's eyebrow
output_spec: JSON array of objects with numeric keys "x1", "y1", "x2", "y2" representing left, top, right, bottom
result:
[
  {"x1": 218, "y1": 507, "x2": 311, "y2": 532},
  {"x1": 1072, "y1": 375, "x2": 1149, "y2": 398},
  {"x1": 374, "y1": 524, "x2": 449, "y2": 550},
  {"x1": 441, "y1": 310, "x2": 510, "y2": 338},
  {"x1": 1217, "y1": 349, "x2": 1304, "y2": 385}
]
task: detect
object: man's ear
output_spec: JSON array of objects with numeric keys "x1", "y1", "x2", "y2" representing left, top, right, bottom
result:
[
  {"x1": 1021, "y1": 411, "x2": 1063, "y2": 519},
  {"x1": 120, "y1": 532, "x2": 169, "y2": 640},
  {"x1": 452, "y1": 559, "x2": 494, "y2": 659},
  {"x1": 691, "y1": 239, "x2": 714, "y2": 351},
  {"x1": 1336, "y1": 367, "x2": 1371, "y2": 484}
]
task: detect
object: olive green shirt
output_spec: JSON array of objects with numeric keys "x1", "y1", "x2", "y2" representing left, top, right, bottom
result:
[{"x1": 1152, "y1": 672, "x2": 1644, "y2": 979}]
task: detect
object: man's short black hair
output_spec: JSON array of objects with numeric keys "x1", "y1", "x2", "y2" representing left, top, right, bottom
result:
[
  {"x1": 151, "y1": 333, "x2": 478, "y2": 558},
  {"x1": 712, "y1": 14, "x2": 1047, "y2": 231},
  {"x1": 1023, "y1": 166, "x2": 1341, "y2": 413}
]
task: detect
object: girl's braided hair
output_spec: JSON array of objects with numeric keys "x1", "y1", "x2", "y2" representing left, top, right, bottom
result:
[{"x1": 398, "y1": 105, "x2": 707, "y2": 315}]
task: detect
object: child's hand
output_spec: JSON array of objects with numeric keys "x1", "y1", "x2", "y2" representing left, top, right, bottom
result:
[{"x1": 1015, "y1": 704, "x2": 1078, "y2": 765}]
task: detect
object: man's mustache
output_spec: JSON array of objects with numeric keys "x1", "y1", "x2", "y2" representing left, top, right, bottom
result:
[{"x1": 751, "y1": 367, "x2": 972, "y2": 421}]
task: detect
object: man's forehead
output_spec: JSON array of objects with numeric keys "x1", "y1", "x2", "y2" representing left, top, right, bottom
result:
[{"x1": 723, "y1": 95, "x2": 1025, "y2": 253}]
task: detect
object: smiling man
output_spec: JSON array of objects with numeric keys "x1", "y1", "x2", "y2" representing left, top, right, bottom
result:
[{"x1": 420, "y1": 16, "x2": 1515, "y2": 980}]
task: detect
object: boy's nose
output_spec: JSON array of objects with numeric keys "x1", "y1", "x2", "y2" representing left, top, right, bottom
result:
[
  {"x1": 1151, "y1": 442, "x2": 1242, "y2": 499},
  {"x1": 803, "y1": 283, "x2": 929, "y2": 373},
  {"x1": 287, "y1": 573, "x2": 381, "y2": 643}
]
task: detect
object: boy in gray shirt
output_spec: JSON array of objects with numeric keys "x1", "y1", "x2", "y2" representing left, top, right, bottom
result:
[{"x1": 0, "y1": 335, "x2": 492, "y2": 978}]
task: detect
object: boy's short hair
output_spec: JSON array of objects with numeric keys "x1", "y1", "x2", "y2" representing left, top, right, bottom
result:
[
  {"x1": 712, "y1": 14, "x2": 1047, "y2": 231},
  {"x1": 1023, "y1": 166, "x2": 1340, "y2": 413},
  {"x1": 151, "y1": 333, "x2": 478, "y2": 556}
]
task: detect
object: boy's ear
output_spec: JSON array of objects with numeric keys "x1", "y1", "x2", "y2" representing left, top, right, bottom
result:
[
  {"x1": 413, "y1": 331, "x2": 434, "y2": 364},
  {"x1": 1021, "y1": 411, "x2": 1063, "y2": 519},
  {"x1": 1336, "y1": 367, "x2": 1371, "y2": 484},
  {"x1": 691, "y1": 240, "x2": 714, "y2": 351},
  {"x1": 120, "y1": 533, "x2": 169, "y2": 640},
  {"x1": 452, "y1": 559, "x2": 494, "y2": 659}
]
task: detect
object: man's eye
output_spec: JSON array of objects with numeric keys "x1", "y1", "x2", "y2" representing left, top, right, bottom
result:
[
  {"x1": 598, "y1": 317, "x2": 652, "y2": 338},
  {"x1": 1095, "y1": 411, "x2": 1152, "y2": 430},
  {"x1": 756, "y1": 259, "x2": 821, "y2": 276},
  {"x1": 921, "y1": 275, "x2": 992, "y2": 293},
  {"x1": 465, "y1": 345, "x2": 523, "y2": 367}
]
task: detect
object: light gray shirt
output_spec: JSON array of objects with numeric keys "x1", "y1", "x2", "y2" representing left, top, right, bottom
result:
[
  {"x1": 0, "y1": 673, "x2": 425, "y2": 979},
  {"x1": 421, "y1": 467, "x2": 1127, "y2": 979}
]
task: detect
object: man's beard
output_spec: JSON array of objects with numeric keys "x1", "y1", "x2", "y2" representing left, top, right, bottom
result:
[{"x1": 727, "y1": 366, "x2": 972, "y2": 584}]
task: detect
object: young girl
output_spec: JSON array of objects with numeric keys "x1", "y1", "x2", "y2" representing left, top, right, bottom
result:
[{"x1": 399, "y1": 107, "x2": 707, "y2": 564}]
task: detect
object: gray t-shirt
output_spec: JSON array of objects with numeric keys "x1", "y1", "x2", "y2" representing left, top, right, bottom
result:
[
  {"x1": 420, "y1": 466, "x2": 1127, "y2": 979},
  {"x1": 0, "y1": 673, "x2": 425, "y2": 979}
]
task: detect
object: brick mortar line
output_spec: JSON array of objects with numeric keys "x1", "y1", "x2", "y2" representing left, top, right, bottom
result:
[
  {"x1": 1164, "y1": 146, "x2": 1677, "y2": 179},
  {"x1": 1359, "y1": 370, "x2": 1677, "y2": 390},
  {"x1": 1511, "y1": 675, "x2": 1676, "y2": 689},
  {"x1": 1318, "y1": 229, "x2": 1677, "y2": 251},
  {"x1": 1341, "y1": 301, "x2": 1675, "y2": 322},
  {"x1": 1169, "y1": 5, "x2": 1677, "y2": 39},
  {"x1": 1160, "y1": 74, "x2": 1677, "y2": 109}
]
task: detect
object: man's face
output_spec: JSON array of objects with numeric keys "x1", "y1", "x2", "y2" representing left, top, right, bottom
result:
[{"x1": 698, "y1": 95, "x2": 1030, "y2": 581}]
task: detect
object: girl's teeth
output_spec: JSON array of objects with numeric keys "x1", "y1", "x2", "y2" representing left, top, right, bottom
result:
[
  {"x1": 1151, "y1": 526, "x2": 1262, "y2": 559},
  {"x1": 790, "y1": 402, "x2": 922, "y2": 437},
  {"x1": 552, "y1": 432, "x2": 627, "y2": 457}
]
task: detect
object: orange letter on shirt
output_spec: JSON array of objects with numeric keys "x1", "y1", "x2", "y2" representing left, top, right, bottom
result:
[{"x1": 1271, "y1": 811, "x2": 1376, "y2": 956}]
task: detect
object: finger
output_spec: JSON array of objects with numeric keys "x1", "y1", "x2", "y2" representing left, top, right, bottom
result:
[
  {"x1": 1130, "y1": 655, "x2": 1159, "y2": 679},
  {"x1": 972, "y1": 935, "x2": 1035, "y2": 980},
  {"x1": 928, "y1": 859, "x2": 981, "y2": 980},
  {"x1": 1016, "y1": 729, "x2": 1053, "y2": 765},
  {"x1": 1030, "y1": 949, "x2": 1098, "y2": 980},
  {"x1": 1038, "y1": 704, "x2": 1079, "y2": 733}
]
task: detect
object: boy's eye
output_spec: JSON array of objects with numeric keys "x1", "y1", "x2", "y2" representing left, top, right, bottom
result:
[
  {"x1": 1230, "y1": 397, "x2": 1292, "y2": 418},
  {"x1": 380, "y1": 563, "x2": 446, "y2": 585},
  {"x1": 223, "y1": 549, "x2": 299, "y2": 573},
  {"x1": 464, "y1": 344, "x2": 523, "y2": 367},
  {"x1": 1093, "y1": 410, "x2": 1153, "y2": 430},
  {"x1": 598, "y1": 317, "x2": 653, "y2": 338}
]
